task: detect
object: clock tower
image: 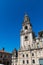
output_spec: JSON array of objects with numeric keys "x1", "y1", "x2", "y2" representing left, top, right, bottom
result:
[{"x1": 20, "y1": 14, "x2": 33, "y2": 50}]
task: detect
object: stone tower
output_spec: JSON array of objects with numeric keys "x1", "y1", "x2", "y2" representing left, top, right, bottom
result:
[
  {"x1": 20, "y1": 14, "x2": 34, "y2": 50},
  {"x1": 12, "y1": 14, "x2": 43, "y2": 65}
]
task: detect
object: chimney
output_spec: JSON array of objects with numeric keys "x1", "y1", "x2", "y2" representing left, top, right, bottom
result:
[{"x1": 2, "y1": 48, "x2": 5, "y2": 51}]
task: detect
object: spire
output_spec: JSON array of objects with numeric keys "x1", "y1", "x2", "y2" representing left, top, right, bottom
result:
[
  {"x1": 24, "y1": 13, "x2": 30, "y2": 22},
  {"x1": 22, "y1": 13, "x2": 31, "y2": 26}
]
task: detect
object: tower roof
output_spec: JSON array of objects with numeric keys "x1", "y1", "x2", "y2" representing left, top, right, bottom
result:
[
  {"x1": 24, "y1": 13, "x2": 30, "y2": 22},
  {"x1": 22, "y1": 13, "x2": 30, "y2": 26}
]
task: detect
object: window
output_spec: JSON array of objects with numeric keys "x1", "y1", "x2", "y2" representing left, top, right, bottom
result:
[
  {"x1": 42, "y1": 38, "x2": 43, "y2": 46},
  {"x1": 25, "y1": 36, "x2": 28, "y2": 41},
  {"x1": 23, "y1": 54, "x2": 24, "y2": 57},
  {"x1": 4, "y1": 55, "x2": 6, "y2": 58},
  {"x1": 23, "y1": 60, "x2": 25, "y2": 64},
  {"x1": 27, "y1": 60, "x2": 29, "y2": 64},
  {"x1": 32, "y1": 53, "x2": 34, "y2": 56},
  {"x1": 32, "y1": 44, "x2": 33, "y2": 47},
  {"x1": 28, "y1": 45, "x2": 30, "y2": 48},
  {"x1": 39, "y1": 59, "x2": 43, "y2": 65},
  {"x1": 25, "y1": 26, "x2": 28, "y2": 29},
  {"x1": 0, "y1": 53, "x2": 2, "y2": 58},
  {"x1": 26, "y1": 54, "x2": 28, "y2": 57},
  {"x1": 42, "y1": 38, "x2": 43, "y2": 41},
  {"x1": 37, "y1": 43, "x2": 40, "y2": 48},
  {"x1": 0, "y1": 61, "x2": 2, "y2": 64},
  {"x1": 32, "y1": 60, "x2": 35, "y2": 63}
]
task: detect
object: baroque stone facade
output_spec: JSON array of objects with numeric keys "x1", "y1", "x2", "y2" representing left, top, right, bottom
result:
[{"x1": 12, "y1": 14, "x2": 43, "y2": 65}]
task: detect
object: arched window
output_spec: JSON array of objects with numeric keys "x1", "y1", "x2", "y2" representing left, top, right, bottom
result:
[
  {"x1": 32, "y1": 53, "x2": 34, "y2": 56},
  {"x1": 25, "y1": 36, "x2": 28, "y2": 41},
  {"x1": 23, "y1": 54, "x2": 24, "y2": 57},
  {"x1": 32, "y1": 60, "x2": 35, "y2": 63},
  {"x1": 27, "y1": 60, "x2": 29, "y2": 64},
  {"x1": 26, "y1": 54, "x2": 28, "y2": 57},
  {"x1": 37, "y1": 43, "x2": 40, "y2": 48},
  {"x1": 23, "y1": 60, "x2": 25, "y2": 64},
  {"x1": 25, "y1": 26, "x2": 28, "y2": 30}
]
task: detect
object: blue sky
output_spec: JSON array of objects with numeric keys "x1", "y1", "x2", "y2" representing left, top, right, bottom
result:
[{"x1": 0, "y1": 0, "x2": 43, "y2": 52}]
